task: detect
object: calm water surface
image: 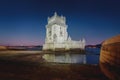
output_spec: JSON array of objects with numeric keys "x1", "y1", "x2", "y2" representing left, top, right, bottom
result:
[{"x1": 43, "y1": 48, "x2": 100, "y2": 64}]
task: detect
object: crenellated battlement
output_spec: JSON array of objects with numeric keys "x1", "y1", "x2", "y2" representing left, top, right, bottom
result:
[{"x1": 48, "y1": 12, "x2": 66, "y2": 25}]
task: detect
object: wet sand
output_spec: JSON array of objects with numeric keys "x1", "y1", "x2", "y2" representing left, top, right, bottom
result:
[{"x1": 0, "y1": 53, "x2": 109, "y2": 80}]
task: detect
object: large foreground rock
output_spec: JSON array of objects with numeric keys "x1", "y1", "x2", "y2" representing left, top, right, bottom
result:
[{"x1": 100, "y1": 35, "x2": 120, "y2": 80}]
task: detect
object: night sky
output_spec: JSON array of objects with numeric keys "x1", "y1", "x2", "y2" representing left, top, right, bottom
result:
[{"x1": 0, "y1": 0, "x2": 120, "y2": 46}]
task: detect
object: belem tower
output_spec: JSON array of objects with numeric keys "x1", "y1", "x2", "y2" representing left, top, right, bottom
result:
[{"x1": 43, "y1": 12, "x2": 85, "y2": 51}]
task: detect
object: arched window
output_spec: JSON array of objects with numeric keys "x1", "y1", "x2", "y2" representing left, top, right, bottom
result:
[
  {"x1": 49, "y1": 30, "x2": 51, "y2": 36},
  {"x1": 60, "y1": 27, "x2": 63, "y2": 36},
  {"x1": 53, "y1": 34, "x2": 57, "y2": 42},
  {"x1": 60, "y1": 31, "x2": 63, "y2": 36}
]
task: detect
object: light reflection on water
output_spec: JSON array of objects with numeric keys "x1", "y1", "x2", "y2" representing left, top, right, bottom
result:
[{"x1": 43, "y1": 53, "x2": 99, "y2": 64}]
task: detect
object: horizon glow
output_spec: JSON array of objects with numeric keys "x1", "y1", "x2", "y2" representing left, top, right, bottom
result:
[{"x1": 0, "y1": 0, "x2": 120, "y2": 46}]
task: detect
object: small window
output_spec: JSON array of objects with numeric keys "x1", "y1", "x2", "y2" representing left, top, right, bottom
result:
[
  {"x1": 60, "y1": 31, "x2": 63, "y2": 36},
  {"x1": 49, "y1": 31, "x2": 51, "y2": 36}
]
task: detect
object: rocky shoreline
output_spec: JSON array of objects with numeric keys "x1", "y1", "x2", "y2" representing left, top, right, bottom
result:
[{"x1": 0, "y1": 54, "x2": 108, "y2": 80}]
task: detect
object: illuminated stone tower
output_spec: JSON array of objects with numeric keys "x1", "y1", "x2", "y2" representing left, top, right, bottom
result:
[{"x1": 43, "y1": 12, "x2": 85, "y2": 51}]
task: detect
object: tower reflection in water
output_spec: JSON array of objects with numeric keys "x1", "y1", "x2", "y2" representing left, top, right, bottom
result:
[{"x1": 43, "y1": 53, "x2": 86, "y2": 64}]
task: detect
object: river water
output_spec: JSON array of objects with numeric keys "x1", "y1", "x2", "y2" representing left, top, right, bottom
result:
[{"x1": 43, "y1": 48, "x2": 100, "y2": 64}]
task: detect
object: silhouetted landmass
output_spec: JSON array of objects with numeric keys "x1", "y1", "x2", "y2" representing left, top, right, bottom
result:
[
  {"x1": 0, "y1": 46, "x2": 43, "y2": 51},
  {"x1": 86, "y1": 44, "x2": 101, "y2": 48}
]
